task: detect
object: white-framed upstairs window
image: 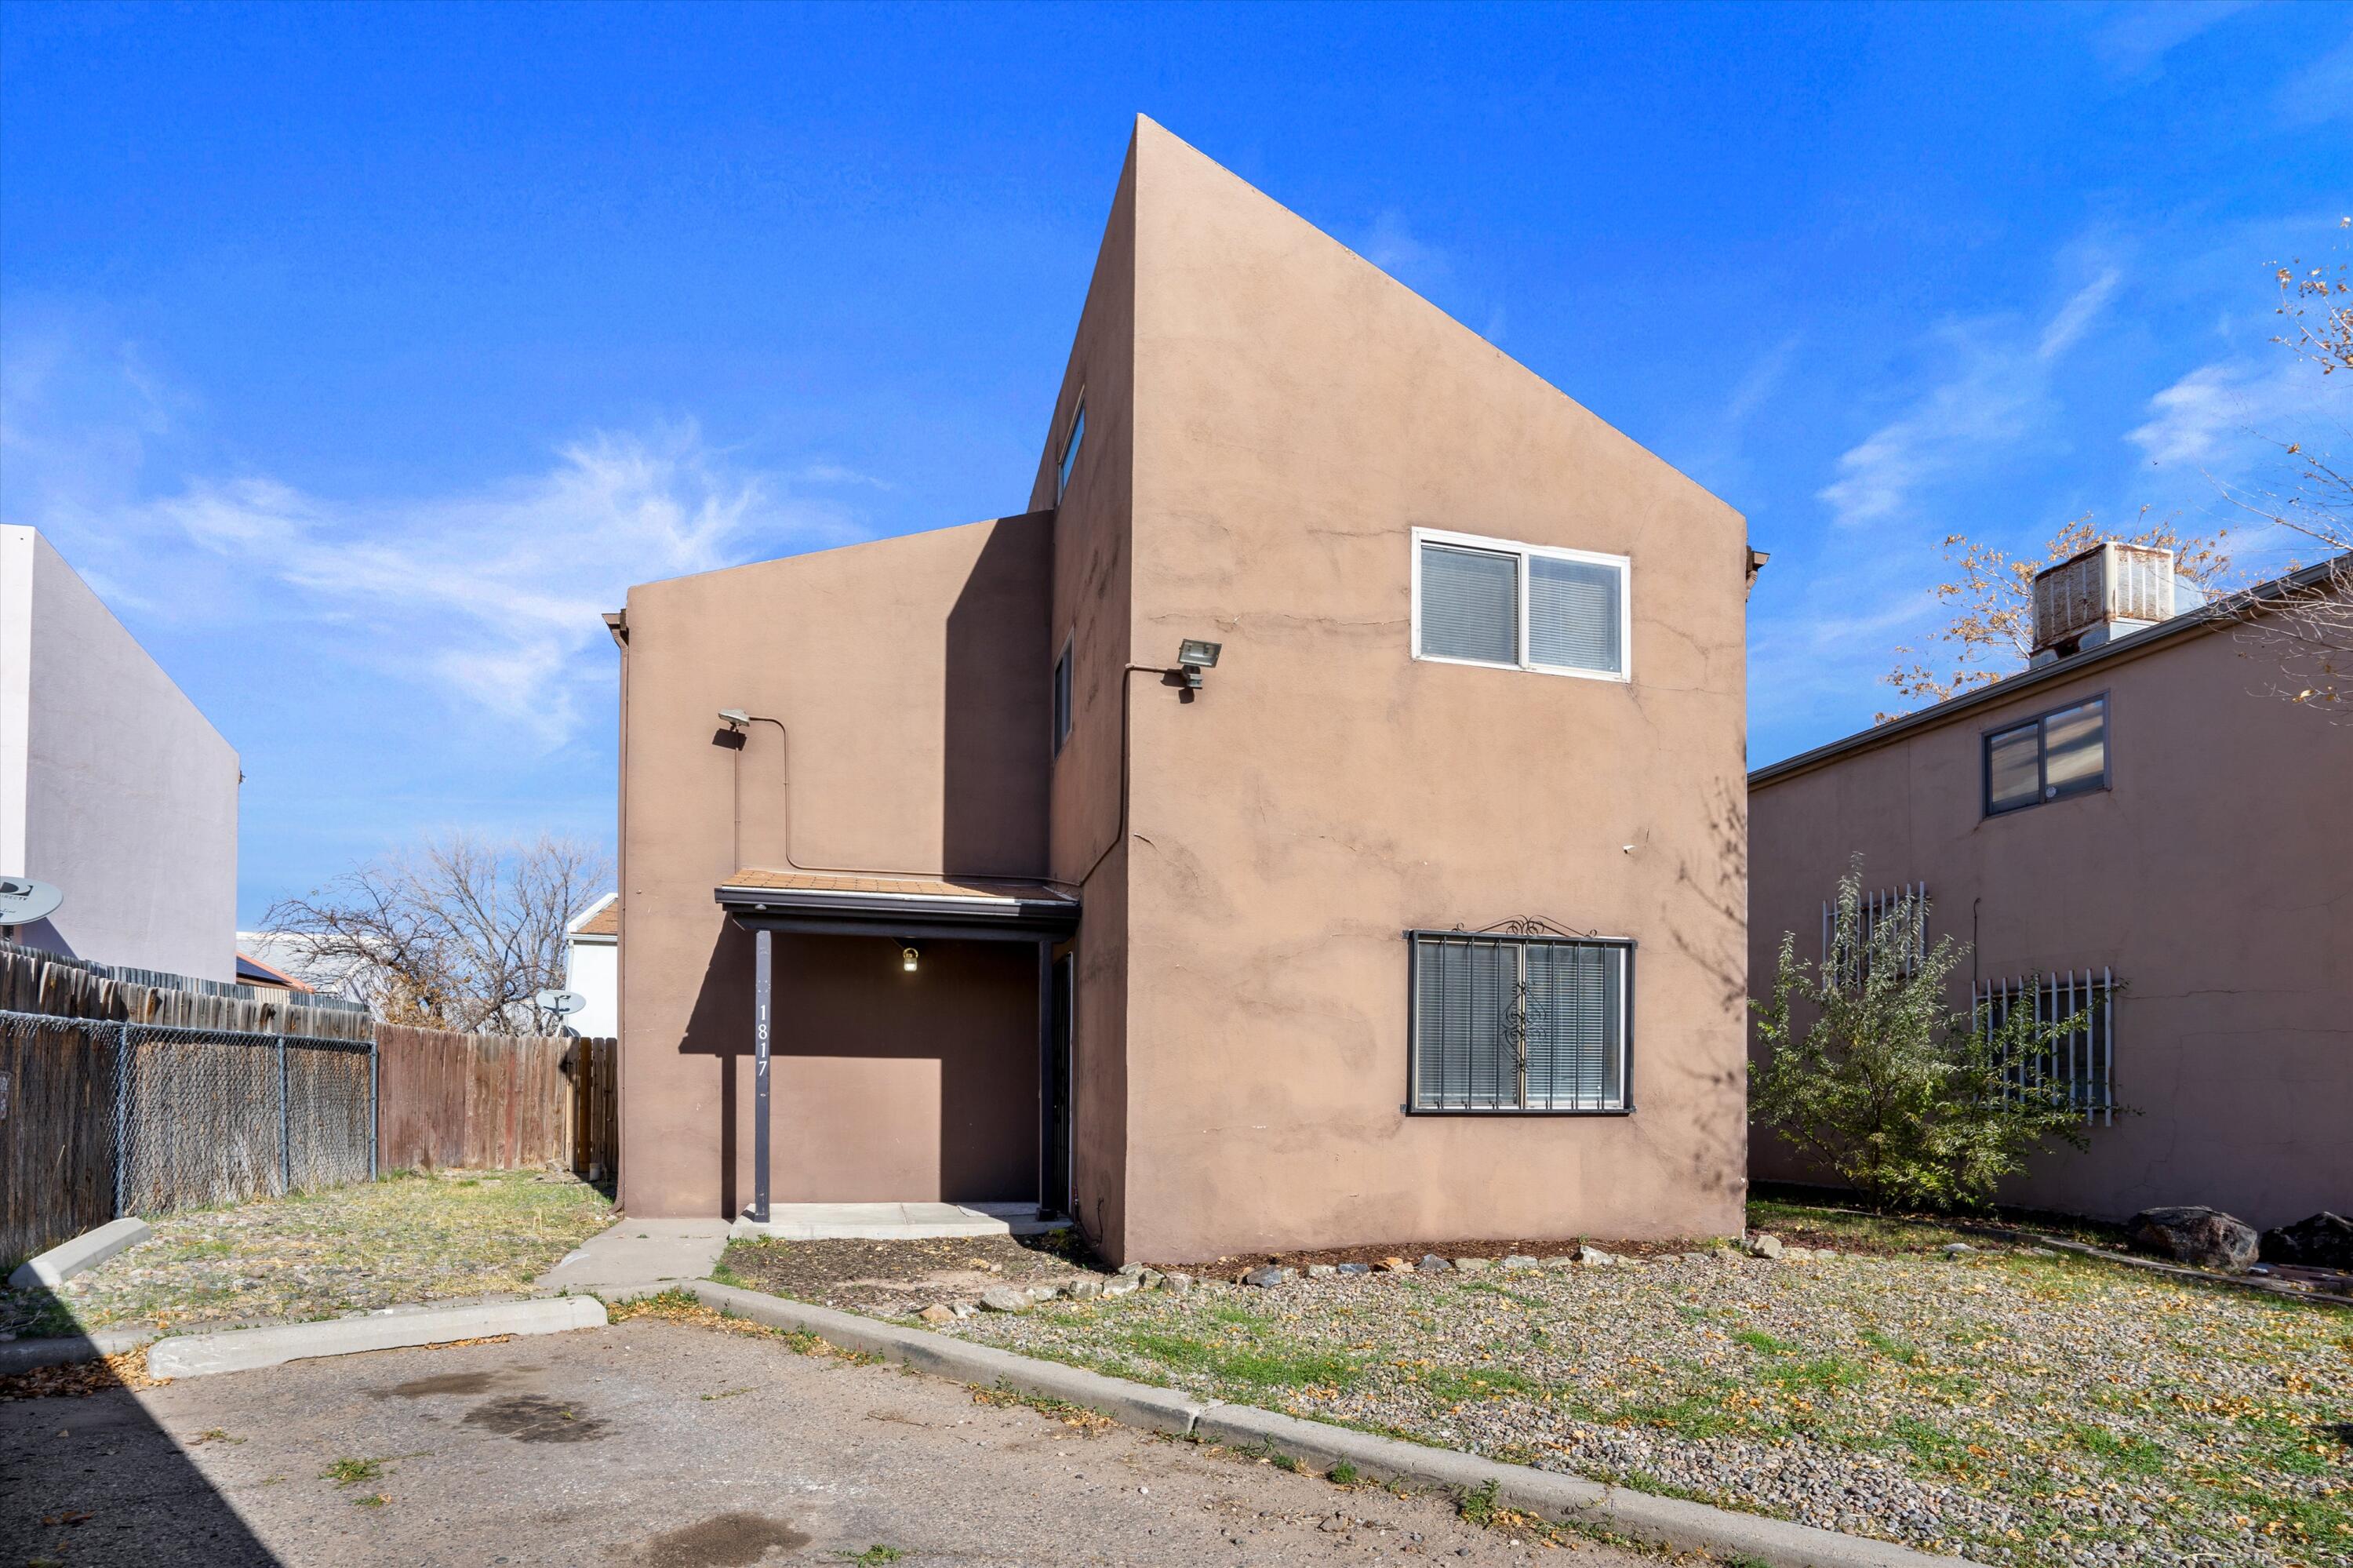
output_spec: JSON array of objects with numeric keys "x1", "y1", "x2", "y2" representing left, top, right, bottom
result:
[{"x1": 1411, "y1": 527, "x2": 1630, "y2": 681}]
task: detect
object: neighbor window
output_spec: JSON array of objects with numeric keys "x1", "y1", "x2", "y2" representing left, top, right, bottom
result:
[
  {"x1": 1052, "y1": 635, "x2": 1074, "y2": 755},
  {"x1": 1413, "y1": 528, "x2": 1627, "y2": 679},
  {"x1": 1984, "y1": 695, "x2": 2107, "y2": 816},
  {"x1": 1057, "y1": 397, "x2": 1086, "y2": 500},
  {"x1": 1408, "y1": 932, "x2": 1632, "y2": 1112}
]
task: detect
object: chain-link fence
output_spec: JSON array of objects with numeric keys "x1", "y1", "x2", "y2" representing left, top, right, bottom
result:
[{"x1": 1, "y1": 1008, "x2": 376, "y2": 1271}]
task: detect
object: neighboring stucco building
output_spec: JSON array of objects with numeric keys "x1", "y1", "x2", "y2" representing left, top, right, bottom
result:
[
  {"x1": 613, "y1": 119, "x2": 1755, "y2": 1264},
  {"x1": 564, "y1": 892, "x2": 619, "y2": 1039},
  {"x1": 1748, "y1": 554, "x2": 2353, "y2": 1231},
  {"x1": 1, "y1": 526, "x2": 239, "y2": 979}
]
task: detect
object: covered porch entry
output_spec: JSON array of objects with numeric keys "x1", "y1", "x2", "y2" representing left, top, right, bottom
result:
[{"x1": 714, "y1": 869, "x2": 1078, "y2": 1231}]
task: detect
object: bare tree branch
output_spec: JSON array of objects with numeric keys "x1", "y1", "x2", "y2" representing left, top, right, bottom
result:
[{"x1": 262, "y1": 833, "x2": 613, "y2": 1033}]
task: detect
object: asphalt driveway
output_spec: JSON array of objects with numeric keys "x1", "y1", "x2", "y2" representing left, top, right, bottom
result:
[{"x1": 2, "y1": 1318, "x2": 1641, "y2": 1566}]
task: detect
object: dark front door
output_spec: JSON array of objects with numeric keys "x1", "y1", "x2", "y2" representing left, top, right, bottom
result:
[{"x1": 1045, "y1": 952, "x2": 1074, "y2": 1217}]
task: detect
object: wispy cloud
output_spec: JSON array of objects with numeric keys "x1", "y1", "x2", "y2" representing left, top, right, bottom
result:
[
  {"x1": 1, "y1": 337, "x2": 857, "y2": 747},
  {"x1": 1816, "y1": 268, "x2": 2120, "y2": 529},
  {"x1": 2093, "y1": 1, "x2": 2252, "y2": 78},
  {"x1": 2126, "y1": 356, "x2": 2312, "y2": 468}
]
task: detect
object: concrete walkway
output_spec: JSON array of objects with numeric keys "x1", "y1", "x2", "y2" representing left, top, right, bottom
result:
[{"x1": 531, "y1": 1217, "x2": 731, "y2": 1291}]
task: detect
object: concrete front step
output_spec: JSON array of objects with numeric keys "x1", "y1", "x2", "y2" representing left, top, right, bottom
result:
[{"x1": 729, "y1": 1202, "x2": 1071, "y2": 1242}]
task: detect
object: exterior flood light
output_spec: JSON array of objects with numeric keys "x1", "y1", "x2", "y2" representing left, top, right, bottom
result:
[
  {"x1": 901, "y1": 944, "x2": 920, "y2": 973},
  {"x1": 718, "y1": 708, "x2": 750, "y2": 727},
  {"x1": 1177, "y1": 638, "x2": 1223, "y2": 689}
]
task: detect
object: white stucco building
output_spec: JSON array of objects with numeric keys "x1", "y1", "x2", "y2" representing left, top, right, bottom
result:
[
  {"x1": 0, "y1": 526, "x2": 240, "y2": 978},
  {"x1": 563, "y1": 891, "x2": 618, "y2": 1038}
]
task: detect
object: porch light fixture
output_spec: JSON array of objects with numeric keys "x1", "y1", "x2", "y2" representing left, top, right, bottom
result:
[
  {"x1": 1176, "y1": 638, "x2": 1223, "y2": 690},
  {"x1": 901, "y1": 944, "x2": 920, "y2": 973},
  {"x1": 718, "y1": 708, "x2": 750, "y2": 728}
]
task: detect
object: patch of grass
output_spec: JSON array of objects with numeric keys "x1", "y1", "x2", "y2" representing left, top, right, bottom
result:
[
  {"x1": 1457, "y1": 1478, "x2": 1500, "y2": 1527},
  {"x1": 1413, "y1": 1365, "x2": 1538, "y2": 1404},
  {"x1": 1613, "y1": 1391, "x2": 1744, "y2": 1440},
  {"x1": 2064, "y1": 1422, "x2": 2166, "y2": 1475},
  {"x1": 708, "y1": 1260, "x2": 749, "y2": 1289},
  {"x1": 352, "y1": 1492, "x2": 389, "y2": 1508},
  {"x1": 1328, "y1": 1459, "x2": 1360, "y2": 1486},
  {"x1": 1857, "y1": 1328, "x2": 1918, "y2": 1364},
  {"x1": 837, "y1": 1548, "x2": 904, "y2": 1566},
  {"x1": 1733, "y1": 1329, "x2": 1799, "y2": 1355},
  {"x1": 1125, "y1": 1330, "x2": 1362, "y2": 1395},
  {"x1": 1459, "y1": 1280, "x2": 1545, "y2": 1308},
  {"x1": 323, "y1": 1457, "x2": 385, "y2": 1488},
  {"x1": 1887, "y1": 1415, "x2": 1979, "y2": 1473}
]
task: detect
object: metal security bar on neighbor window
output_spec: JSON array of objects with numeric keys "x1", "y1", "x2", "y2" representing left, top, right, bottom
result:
[
  {"x1": 1822, "y1": 882, "x2": 1929, "y2": 982},
  {"x1": 1973, "y1": 969, "x2": 2116, "y2": 1126}
]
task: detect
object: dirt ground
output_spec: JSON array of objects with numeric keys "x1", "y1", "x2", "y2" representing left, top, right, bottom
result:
[{"x1": 718, "y1": 1230, "x2": 1112, "y2": 1310}]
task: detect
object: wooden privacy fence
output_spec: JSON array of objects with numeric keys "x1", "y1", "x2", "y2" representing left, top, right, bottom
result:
[
  {"x1": 376, "y1": 1024, "x2": 616, "y2": 1180},
  {"x1": 0, "y1": 937, "x2": 372, "y2": 1038}
]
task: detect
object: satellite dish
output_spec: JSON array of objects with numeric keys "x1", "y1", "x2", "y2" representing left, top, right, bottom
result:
[
  {"x1": 0, "y1": 878, "x2": 63, "y2": 926},
  {"x1": 536, "y1": 988, "x2": 587, "y2": 1017}
]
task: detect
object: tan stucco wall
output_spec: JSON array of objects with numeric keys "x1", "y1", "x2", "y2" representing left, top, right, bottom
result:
[
  {"x1": 616, "y1": 515, "x2": 1052, "y2": 1217},
  {"x1": 1026, "y1": 139, "x2": 1140, "y2": 1257},
  {"x1": 1107, "y1": 122, "x2": 1752, "y2": 1262},
  {"x1": 1748, "y1": 625, "x2": 2353, "y2": 1230}
]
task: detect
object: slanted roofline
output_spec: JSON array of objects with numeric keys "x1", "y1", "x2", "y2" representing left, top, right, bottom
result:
[{"x1": 1750, "y1": 555, "x2": 2349, "y2": 791}]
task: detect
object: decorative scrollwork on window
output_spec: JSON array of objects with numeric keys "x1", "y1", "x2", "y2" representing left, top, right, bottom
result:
[{"x1": 1458, "y1": 916, "x2": 1602, "y2": 940}]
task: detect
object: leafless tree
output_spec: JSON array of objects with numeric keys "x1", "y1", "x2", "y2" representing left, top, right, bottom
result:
[{"x1": 263, "y1": 834, "x2": 613, "y2": 1033}]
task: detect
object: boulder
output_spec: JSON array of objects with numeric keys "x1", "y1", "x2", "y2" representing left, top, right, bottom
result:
[
  {"x1": 1027, "y1": 1283, "x2": 1061, "y2": 1303},
  {"x1": 1064, "y1": 1277, "x2": 1104, "y2": 1299},
  {"x1": 1242, "y1": 1265, "x2": 1292, "y2": 1288},
  {"x1": 1162, "y1": 1272, "x2": 1195, "y2": 1294},
  {"x1": 1746, "y1": 1232, "x2": 1785, "y2": 1260},
  {"x1": 979, "y1": 1286, "x2": 1031, "y2": 1313},
  {"x1": 918, "y1": 1304, "x2": 955, "y2": 1325},
  {"x1": 1117, "y1": 1262, "x2": 1147, "y2": 1279},
  {"x1": 1334, "y1": 1261, "x2": 1373, "y2": 1276},
  {"x1": 1500, "y1": 1255, "x2": 1540, "y2": 1271},
  {"x1": 2128, "y1": 1206, "x2": 2260, "y2": 1272},
  {"x1": 1306, "y1": 1264, "x2": 1337, "y2": 1278},
  {"x1": 1101, "y1": 1276, "x2": 1140, "y2": 1297},
  {"x1": 1416, "y1": 1253, "x2": 1453, "y2": 1273},
  {"x1": 1378, "y1": 1257, "x2": 1413, "y2": 1273},
  {"x1": 1452, "y1": 1257, "x2": 1491, "y2": 1273},
  {"x1": 1140, "y1": 1268, "x2": 1165, "y2": 1289},
  {"x1": 1540, "y1": 1256, "x2": 1577, "y2": 1268},
  {"x1": 1577, "y1": 1245, "x2": 1615, "y2": 1265},
  {"x1": 2260, "y1": 1213, "x2": 2353, "y2": 1271}
]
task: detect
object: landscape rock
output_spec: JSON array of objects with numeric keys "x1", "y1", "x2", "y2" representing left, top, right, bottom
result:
[
  {"x1": 979, "y1": 1286, "x2": 1031, "y2": 1313},
  {"x1": 1139, "y1": 1268, "x2": 1165, "y2": 1288},
  {"x1": 1101, "y1": 1276, "x2": 1139, "y2": 1297},
  {"x1": 1452, "y1": 1257, "x2": 1491, "y2": 1273},
  {"x1": 918, "y1": 1304, "x2": 955, "y2": 1325},
  {"x1": 1500, "y1": 1254, "x2": 1540, "y2": 1271},
  {"x1": 1940, "y1": 1242, "x2": 1976, "y2": 1257},
  {"x1": 1415, "y1": 1254, "x2": 1453, "y2": 1273},
  {"x1": 1162, "y1": 1272, "x2": 1194, "y2": 1293},
  {"x1": 1064, "y1": 1277, "x2": 1103, "y2": 1299},
  {"x1": 1306, "y1": 1263, "x2": 1337, "y2": 1278},
  {"x1": 2259, "y1": 1212, "x2": 2353, "y2": 1270},
  {"x1": 2128, "y1": 1206, "x2": 2260, "y2": 1272},
  {"x1": 1540, "y1": 1256, "x2": 1577, "y2": 1268},
  {"x1": 1746, "y1": 1232, "x2": 1785, "y2": 1260},
  {"x1": 1117, "y1": 1262, "x2": 1147, "y2": 1279},
  {"x1": 1027, "y1": 1283, "x2": 1061, "y2": 1303},
  {"x1": 1378, "y1": 1257, "x2": 1413, "y2": 1273},
  {"x1": 1334, "y1": 1262, "x2": 1373, "y2": 1276},
  {"x1": 1577, "y1": 1245, "x2": 1615, "y2": 1265},
  {"x1": 948, "y1": 1300, "x2": 978, "y2": 1319},
  {"x1": 1242, "y1": 1265, "x2": 1292, "y2": 1288}
]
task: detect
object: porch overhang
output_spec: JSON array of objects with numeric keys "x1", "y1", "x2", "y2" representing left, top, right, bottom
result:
[{"x1": 714, "y1": 868, "x2": 1078, "y2": 940}]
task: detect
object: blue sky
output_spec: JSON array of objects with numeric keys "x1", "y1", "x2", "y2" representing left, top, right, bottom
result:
[{"x1": 2, "y1": 2, "x2": 2348, "y2": 922}]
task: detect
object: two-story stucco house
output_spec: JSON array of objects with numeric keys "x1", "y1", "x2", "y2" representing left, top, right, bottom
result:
[
  {"x1": 1749, "y1": 548, "x2": 2353, "y2": 1231},
  {"x1": 609, "y1": 119, "x2": 1755, "y2": 1264}
]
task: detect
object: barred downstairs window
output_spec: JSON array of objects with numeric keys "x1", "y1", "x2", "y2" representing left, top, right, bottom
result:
[{"x1": 1408, "y1": 932, "x2": 1631, "y2": 1112}]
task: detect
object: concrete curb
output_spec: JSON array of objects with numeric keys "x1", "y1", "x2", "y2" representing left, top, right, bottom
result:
[
  {"x1": 146, "y1": 1296, "x2": 609, "y2": 1379},
  {"x1": 674, "y1": 1280, "x2": 1945, "y2": 1568},
  {"x1": 0, "y1": 1328, "x2": 158, "y2": 1376},
  {"x1": 8, "y1": 1217, "x2": 155, "y2": 1290}
]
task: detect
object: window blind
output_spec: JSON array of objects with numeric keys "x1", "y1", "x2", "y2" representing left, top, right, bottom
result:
[
  {"x1": 1529, "y1": 555, "x2": 1622, "y2": 674},
  {"x1": 1418, "y1": 544, "x2": 1519, "y2": 665}
]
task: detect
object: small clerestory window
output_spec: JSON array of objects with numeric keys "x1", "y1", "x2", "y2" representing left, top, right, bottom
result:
[
  {"x1": 1051, "y1": 634, "x2": 1074, "y2": 756},
  {"x1": 1408, "y1": 931, "x2": 1632, "y2": 1113},
  {"x1": 1057, "y1": 398, "x2": 1086, "y2": 500}
]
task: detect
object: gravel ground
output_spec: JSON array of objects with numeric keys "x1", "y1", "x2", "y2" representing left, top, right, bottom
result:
[
  {"x1": 941, "y1": 1240, "x2": 2352, "y2": 1568},
  {"x1": 0, "y1": 1169, "x2": 612, "y2": 1339}
]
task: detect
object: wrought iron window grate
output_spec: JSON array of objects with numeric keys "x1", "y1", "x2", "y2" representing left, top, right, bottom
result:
[
  {"x1": 1407, "y1": 930, "x2": 1631, "y2": 1112},
  {"x1": 1821, "y1": 882, "x2": 1929, "y2": 981}
]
